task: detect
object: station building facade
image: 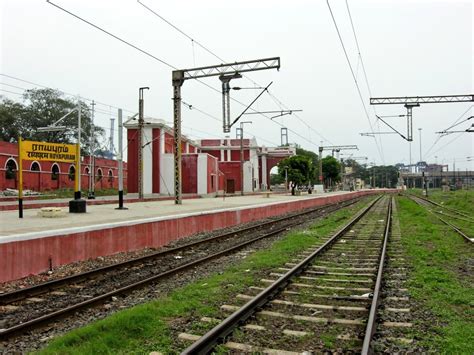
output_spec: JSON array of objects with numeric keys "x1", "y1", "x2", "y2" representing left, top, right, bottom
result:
[
  {"x1": 126, "y1": 119, "x2": 295, "y2": 196},
  {"x1": 125, "y1": 118, "x2": 219, "y2": 196},
  {"x1": 0, "y1": 141, "x2": 127, "y2": 193}
]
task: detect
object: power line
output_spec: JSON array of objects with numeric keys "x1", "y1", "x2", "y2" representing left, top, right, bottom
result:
[
  {"x1": 345, "y1": 0, "x2": 385, "y2": 162},
  {"x1": 1, "y1": 73, "x2": 136, "y2": 114},
  {"x1": 47, "y1": 0, "x2": 177, "y2": 70},
  {"x1": 136, "y1": 0, "x2": 333, "y2": 146},
  {"x1": 423, "y1": 105, "x2": 473, "y2": 159},
  {"x1": 0, "y1": 88, "x2": 23, "y2": 96},
  {"x1": 44, "y1": 1, "x2": 328, "y2": 151},
  {"x1": 326, "y1": 0, "x2": 384, "y2": 164}
]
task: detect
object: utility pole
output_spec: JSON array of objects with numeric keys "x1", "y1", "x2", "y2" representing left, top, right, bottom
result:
[
  {"x1": 138, "y1": 87, "x2": 149, "y2": 200},
  {"x1": 172, "y1": 57, "x2": 280, "y2": 204},
  {"x1": 116, "y1": 109, "x2": 127, "y2": 210},
  {"x1": 284, "y1": 166, "x2": 288, "y2": 194},
  {"x1": 318, "y1": 145, "x2": 358, "y2": 190},
  {"x1": 88, "y1": 100, "x2": 96, "y2": 199},
  {"x1": 281, "y1": 127, "x2": 288, "y2": 146},
  {"x1": 240, "y1": 121, "x2": 252, "y2": 195},
  {"x1": 418, "y1": 127, "x2": 422, "y2": 164}
]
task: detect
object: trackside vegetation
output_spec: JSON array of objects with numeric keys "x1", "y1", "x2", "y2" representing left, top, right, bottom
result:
[
  {"x1": 38, "y1": 198, "x2": 373, "y2": 354},
  {"x1": 397, "y1": 195, "x2": 473, "y2": 353}
]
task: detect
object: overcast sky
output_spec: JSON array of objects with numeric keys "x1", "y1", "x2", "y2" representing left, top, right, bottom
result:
[{"x1": 1, "y1": 0, "x2": 473, "y2": 170}]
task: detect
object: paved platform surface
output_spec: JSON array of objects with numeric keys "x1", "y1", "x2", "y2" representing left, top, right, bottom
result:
[{"x1": 0, "y1": 192, "x2": 349, "y2": 239}]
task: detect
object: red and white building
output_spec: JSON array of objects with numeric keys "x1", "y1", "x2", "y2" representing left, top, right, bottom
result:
[
  {"x1": 0, "y1": 141, "x2": 127, "y2": 193},
  {"x1": 126, "y1": 119, "x2": 295, "y2": 195},
  {"x1": 125, "y1": 118, "x2": 219, "y2": 196}
]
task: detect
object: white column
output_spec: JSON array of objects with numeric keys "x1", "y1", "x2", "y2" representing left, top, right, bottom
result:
[{"x1": 261, "y1": 154, "x2": 268, "y2": 190}]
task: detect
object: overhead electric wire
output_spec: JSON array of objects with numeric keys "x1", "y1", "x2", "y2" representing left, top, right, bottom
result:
[
  {"x1": 345, "y1": 0, "x2": 385, "y2": 162},
  {"x1": 1, "y1": 73, "x2": 136, "y2": 115},
  {"x1": 423, "y1": 105, "x2": 473, "y2": 159},
  {"x1": 327, "y1": 0, "x2": 384, "y2": 164},
  {"x1": 46, "y1": 1, "x2": 328, "y2": 151},
  {"x1": 0, "y1": 88, "x2": 24, "y2": 96},
  {"x1": 136, "y1": 0, "x2": 333, "y2": 146}
]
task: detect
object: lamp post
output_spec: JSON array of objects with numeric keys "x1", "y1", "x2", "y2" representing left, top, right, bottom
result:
[
  {"x1": 239, "y1": 121, "x2": 252, "y2": 196},
  {"x1": 37, "y1": 103, "x2": 85, "y2": 213}
]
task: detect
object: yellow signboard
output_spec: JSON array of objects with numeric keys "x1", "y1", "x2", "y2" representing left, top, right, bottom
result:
[{"x1": 20, "y1": 140, "x2": 77, "y2": 163}]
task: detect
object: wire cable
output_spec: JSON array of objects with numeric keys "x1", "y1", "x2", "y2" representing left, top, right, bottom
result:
[
  {"x1": 136, "y1": 0, "x2": 333, "y2": 146},
  {"x1": 345, "y1": 0, "x2": 385, "y2": 162},
  {"x1": 327, "y1": 0, "x2": 384, "y2": 164}
]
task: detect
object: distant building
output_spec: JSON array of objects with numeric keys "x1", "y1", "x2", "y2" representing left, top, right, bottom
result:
[
  {"x1": 0, "y1": 141, "x2": 127, "y2": 193},
  {"x1": 125, "y1": 119, "x2": 295, "y2": 196}
]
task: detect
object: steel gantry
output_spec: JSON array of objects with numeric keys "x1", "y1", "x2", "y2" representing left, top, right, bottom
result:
[
  {"x1": 172, "y1": 57, "x2": 280, "y2": 204},
  {"x1": 369, "y1": 94, "x2": 474, "y2": 141},
  {"x1": 318, "y1": 145, "x2": 358, "y2": 185}
]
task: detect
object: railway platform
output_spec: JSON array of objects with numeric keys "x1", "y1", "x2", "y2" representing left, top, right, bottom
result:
[{"x1": 0, "y1": 190, "x2": 380, "y2": 283}]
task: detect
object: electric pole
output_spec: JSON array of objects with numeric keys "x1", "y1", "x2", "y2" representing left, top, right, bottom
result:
[
  {"x1": 239, "y1": 121, "x2": 252, "y2": 196},
  {"x1": 172, "y1": 57, "x2": 280, "y2": 204},
  {"x1": 138, "y1": 87, "x2": 149, "y2": 200},
  {"x1": 88, "y1": 100, "x2": 96, "y2": 199},
  {"x1": 419, "y1": 127, "x2": 422, "y2": 165}
]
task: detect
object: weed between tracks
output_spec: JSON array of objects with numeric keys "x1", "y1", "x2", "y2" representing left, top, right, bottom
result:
[
  {"x1": 397, "y1": 196, "x2": 473, "y2": 353},
  {"x1": 38, "y1": 198, "x2": 373, "y2": 354}
]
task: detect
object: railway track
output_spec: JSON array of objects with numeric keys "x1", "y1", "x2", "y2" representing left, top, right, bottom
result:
[
  {"x1": 0, "y1": 196, "x2": 366, "y2": 340},
  {"x1": 179, "y1": 195, "x2": 410, "y2": 354},
  {"x1": 407, "y1": 194, "x2": 473, "y2": 243}
]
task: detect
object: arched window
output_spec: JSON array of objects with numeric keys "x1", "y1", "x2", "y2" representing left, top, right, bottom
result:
[
  {"x1": 30, "y1": 161, "x2": 41, "y2": 172},
  {"x1": 108, "y1": 169, "x2": 113, "y2": 183},
  {"x1": 68, "y1": 165, "x2": 75, "y2": 181},
  {"x1": 96, "y1": 168, "x2": 103, "y2": 182},
  {"x1": 84, "y1": 167, "x2": 90, "y2": 175},
  {"x1": 5, "y1": 158, "x2": 17, "y2": 180},
  {"x1": 51, "y1": 163, "x2": 60, "y2": 181}
]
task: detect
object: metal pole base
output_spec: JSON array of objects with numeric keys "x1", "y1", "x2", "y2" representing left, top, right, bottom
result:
[
  {"x1": 69, "y1": 199, "x2": 86, "y2": 213},
  {"x1": 115, "y1": 190, "x2": 128, "y2": 210}
]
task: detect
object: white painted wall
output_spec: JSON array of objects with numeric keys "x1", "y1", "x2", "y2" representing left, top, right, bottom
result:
[
  {"x1": 243, "y1": 161, "x2": 253, "y2": 193},
  {"x1": 143, "y1": 127, "x2": 153, "y2": 195},
  {"x1": 197, "y1": 154, "x2": 207, "y2": 195},
  {"x1": 160, "y1": 154, "x2": 174, "y2": 195}
]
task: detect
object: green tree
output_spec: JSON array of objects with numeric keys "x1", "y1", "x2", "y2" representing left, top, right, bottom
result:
[
  {"x1": 295, "y1": 146, "x2": 319, "y2": 181},
  {"x1": 0, "y1": 89, "x2": 104, "y2": 154},
  {"x1": 322, "y1": 155, "x2": 341, "y2": 187},
  {"x1": 277, "y1": 155, "x2": 315, "y2": 194},
  {"x1": 0, "y1": 99, "x2": 25, "y2": 142}
]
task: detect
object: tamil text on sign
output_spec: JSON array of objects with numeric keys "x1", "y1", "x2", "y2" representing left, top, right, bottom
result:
[{"x1": 20, "y1": 140, "x2": 78, "y2": 163}]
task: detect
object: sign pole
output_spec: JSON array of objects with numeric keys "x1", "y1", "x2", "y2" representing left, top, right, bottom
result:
[{"x1": 18, "y1": 136, "x2": 23, "y2": 218}]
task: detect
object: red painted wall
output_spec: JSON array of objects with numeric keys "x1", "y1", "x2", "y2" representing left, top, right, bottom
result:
[
  {"x1": 1, "y1": 142, "x2": 127, "y2": 193},
  {"x1": 200, "y1": 139, "x2": 221, "y2": 146},
  {"x1": 127, "y1": 129, "x2": 139, "y2": 193},
  {"x1": 0, "y1": 190, "x2": 382, "y2": 282},
  {"x1": 152, "y1": 128, "x2": 160, "y2": 193},
  {"x1": 182, "y1": 154, "x2": 198, "y2": 193},
  {"x1": 219, "y1": 161, "x2": 242, "y2": 192},
  {"x1": 207, "y1": 155, "x2": 218, "y2": 193}
]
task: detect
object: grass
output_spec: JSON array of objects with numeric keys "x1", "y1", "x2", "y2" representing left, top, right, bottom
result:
[
  {"x1": 396, "y1": 196, "x2": 474, "y2": 354},
  {"x1": 37, "y1": 188, "x2": 126, "y2": 199},
  {"x1": 408, "y1": 188, "x2": 474, "y2": 215},
  {"x1": 37, "y1": 197, "x2": 374, "y2": 354}
]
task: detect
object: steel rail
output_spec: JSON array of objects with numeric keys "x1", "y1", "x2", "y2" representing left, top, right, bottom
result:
[
  {"x1": 181, "y1": 195, "x2": 384, "y2": 355},
  {"x1": 0, "y1": 197, "x2": 361, "y2": 305},
  {"x1": 361, "y1": 196, "x2": 392, "y2": 354},
  {"x1": 0, "y1": 197, "x2": 367, "y2": 339},
  {"x1": 412, "y1": 194, "x2": 474, "y2": 221},
  {"x1": 407, "y1": 195, "x2": 473, "y2": 243}
]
